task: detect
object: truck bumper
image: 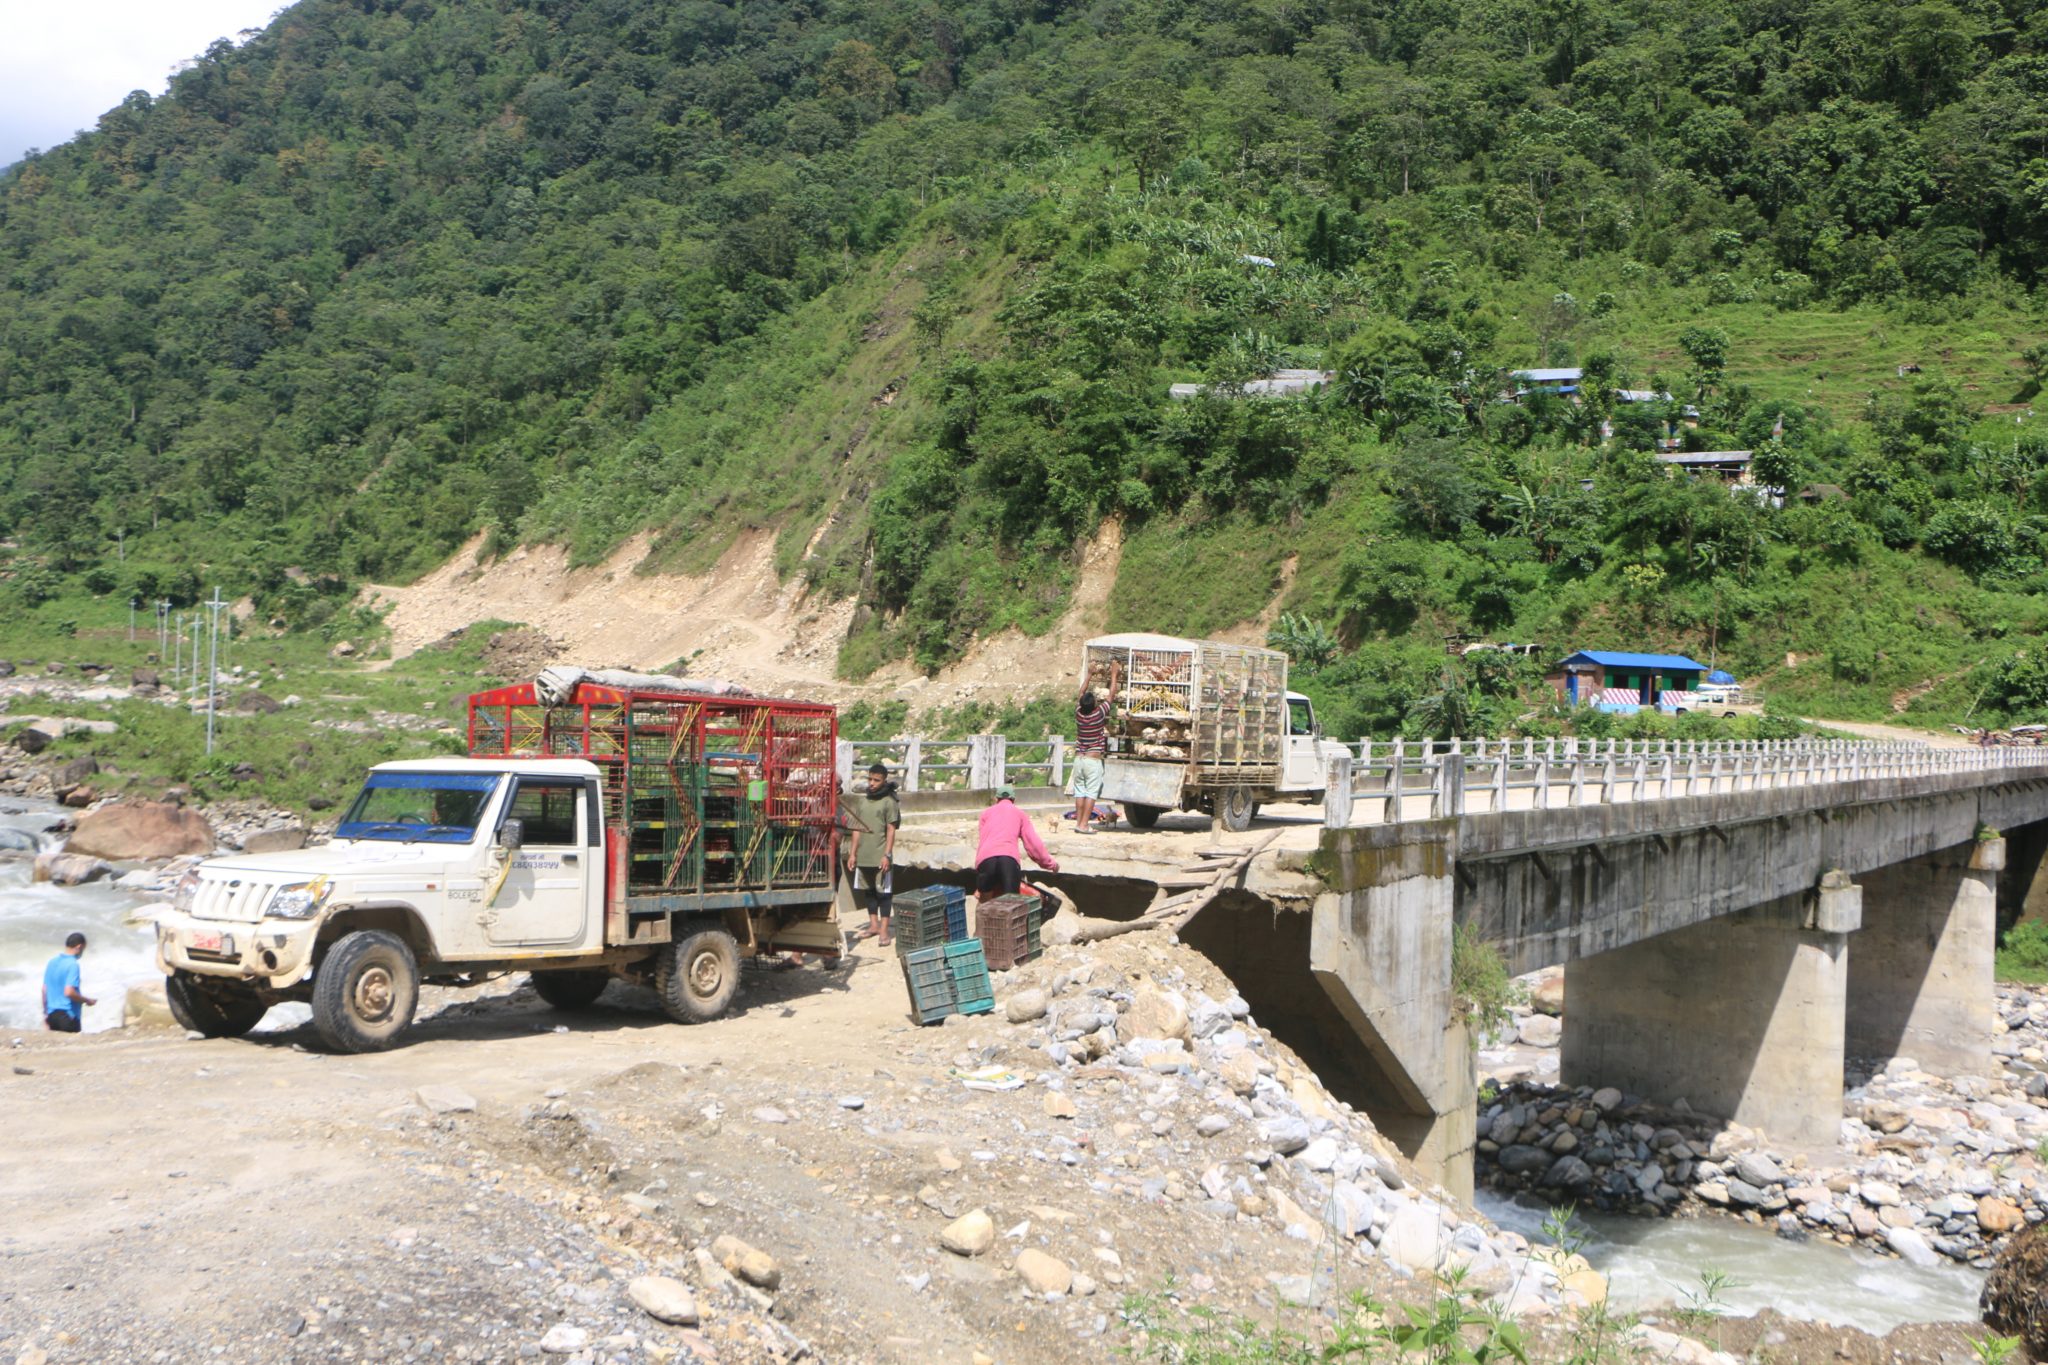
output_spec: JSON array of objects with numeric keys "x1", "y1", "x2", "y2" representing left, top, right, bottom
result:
[{"x1": 155, "y1": 910, "x2": 320, "y2": 990}]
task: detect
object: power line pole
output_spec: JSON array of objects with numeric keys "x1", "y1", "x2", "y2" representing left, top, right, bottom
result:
[{"x1": 205, "y1": 587, "x2": 226, "y2": 756}]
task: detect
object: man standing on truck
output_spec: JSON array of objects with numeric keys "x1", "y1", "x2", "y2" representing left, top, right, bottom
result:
[
  {"x1": 1070, "y1": 659, "x2": 1119, "y2": 834},
  {"x1": 976, "y1": 784, "x2": 1058, "y2": 900},
  {"x1": 40, "y1": 932, "x2": 94, "y2": 1033},
  {"x1": 843, "y1": 762, "x2": 901, "y2": 944}
]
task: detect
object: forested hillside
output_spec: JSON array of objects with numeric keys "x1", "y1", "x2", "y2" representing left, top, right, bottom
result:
[{"x1": 5, "y1": 0, "x2": 2048, "y2": 734}]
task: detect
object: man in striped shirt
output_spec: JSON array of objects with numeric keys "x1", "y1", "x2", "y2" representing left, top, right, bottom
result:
[{"x1": 1070, "y1": 658, "x2": 1119, "y2": 834}]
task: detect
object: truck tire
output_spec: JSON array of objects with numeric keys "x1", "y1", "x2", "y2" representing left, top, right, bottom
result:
[
  {"x1": 1124, "y1": 802, "x2": 1163, "y2": 830},
  {"x1": 1217, "y1": 787, "x2": 1257, "y2": 832},
  {"x1": 311, "y1": 930, "x2": 419, "y2": 1053},
  {"x1": 530, "y1": 968, "x2": 611, "y2": 1010},
  {"x1": 655, "y1": 928, "x2": 740, "y2": 1024},
  {"x1": 165, "y1": 971, "x2": 268, "y2": 1038}
]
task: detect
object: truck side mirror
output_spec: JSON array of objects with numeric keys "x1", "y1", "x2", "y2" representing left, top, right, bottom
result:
[{"x1": 499, "y1": 818, "x2": 524, "y2": 850}]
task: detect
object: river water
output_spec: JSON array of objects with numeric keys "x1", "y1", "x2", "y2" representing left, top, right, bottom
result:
[
  {"x1": 0, "y1": 804, "x2": 159, "y2": 1033},
  {"x1": 1479, "y1": 1190, "x2": 1984, "y2": 1334}
]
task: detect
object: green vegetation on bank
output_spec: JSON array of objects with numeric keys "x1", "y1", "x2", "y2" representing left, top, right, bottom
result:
[{"x1": 5, "y1": 0, "x2": 2048, "y2": 735}]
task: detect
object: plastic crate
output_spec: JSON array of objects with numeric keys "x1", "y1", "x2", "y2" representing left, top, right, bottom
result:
[
  {"x1": 976, "y1": 893, "x2": 1044, "y2": 971},
  {"x1": 893, "y1": 885, "x2": 968, "y2": 954},
  {"x1": 943, "y1": 939, "x2": 995, "y2": 1016},
  {"x1": 901, "y1": 945, "x2": 957, "y2": 1025}
]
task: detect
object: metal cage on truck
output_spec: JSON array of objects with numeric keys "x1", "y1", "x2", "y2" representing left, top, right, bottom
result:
[
  {"x1": 466, "y1": 681, "x2": 839, "y2": 946},
  {"x1": 1083, "y1": 636, "x2": 1286, "y2": 782}
]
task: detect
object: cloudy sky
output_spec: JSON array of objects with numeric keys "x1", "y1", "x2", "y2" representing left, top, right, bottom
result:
[{"x1": 2, "y1": 1, "x2": 287, "y2": 166}]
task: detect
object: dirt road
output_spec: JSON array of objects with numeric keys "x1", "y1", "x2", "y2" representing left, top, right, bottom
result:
[{"x1": 0, "y1": 933, "x2": 1398, "y2": 1365}]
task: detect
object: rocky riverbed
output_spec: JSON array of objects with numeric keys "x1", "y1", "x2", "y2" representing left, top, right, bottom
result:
[{"x1": 1478, "y1": 986, "x2": 2048, "y2": 1269}]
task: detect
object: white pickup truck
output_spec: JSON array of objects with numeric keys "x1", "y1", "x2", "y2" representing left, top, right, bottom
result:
[{"x1": 154, "y1": 677, "x2": 842, "y2": 1051}]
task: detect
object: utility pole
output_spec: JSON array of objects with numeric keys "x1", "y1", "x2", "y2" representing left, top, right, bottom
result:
[
  {"x1": 172, "y1": 613, "x2": 183, "y2": 688},
  {"x1": 157, "y1": 600, "x2": 170, "y2": 665},
  {"x1": 129, "y1": 597, "x2": 137, "y2": 643},
  {"x1": 205, "y1": 587, "x2": 226, "y2": 756}
]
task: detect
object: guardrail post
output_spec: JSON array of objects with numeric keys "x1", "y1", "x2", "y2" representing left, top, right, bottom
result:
[
  {"x1": 835, "y1": 739, "x2": 855, "y2": 788},
  {"x1": 1438, "y1": 754, "x2": 1465, "y2": 819},
  {"x1": 1325, "y1": 751, "x2": 1353, "y2": 829},
  {"x1": 1048, "y1": 735, "x2": 1065, "y2": 789},
  {"x1": 1570, "y1": 755, "x2": 1586, "y2": 806},
  {"x1": 903, "y1": 735, "x2": 924, "y2": 793},
  {"x1": 1390, "y1": 738, "x2": 1406, "y2": 823},
  {"x1": 968, "y1": 734, "x2": 1004, "y2": 790}
]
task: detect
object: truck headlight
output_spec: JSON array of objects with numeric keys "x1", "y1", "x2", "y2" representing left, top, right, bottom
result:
[
  {"x1": 173, "y1": 871, "x2": 201, "y2": 913},
  {"x1": 268, "y1": 879, "x2": 331, "y2": 919}
]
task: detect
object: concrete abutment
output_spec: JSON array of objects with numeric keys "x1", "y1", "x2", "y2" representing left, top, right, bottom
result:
[{"x1": 1309, "y1": 822, "x2": 1476, "y2": 1199}]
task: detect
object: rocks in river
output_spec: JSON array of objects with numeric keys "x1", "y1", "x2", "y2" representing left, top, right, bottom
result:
[
  {"x1": 1478, "y1": 993, "x2": 2048, "y2": 1270},
  {"x1": 34, "y1": 850, "x2": 111, "y2": 886},
  {"x1": 66, "y1": 799, "x2": 214, "y2": 860}
]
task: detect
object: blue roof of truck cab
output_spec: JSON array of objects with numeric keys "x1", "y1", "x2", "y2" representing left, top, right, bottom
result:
[{"x1": 1560, "y1": 650, "x2": 1709, "y2": 671}]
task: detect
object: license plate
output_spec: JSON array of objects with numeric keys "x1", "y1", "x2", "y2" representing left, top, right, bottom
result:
[{"x1": 188, "y1": 929, "x2": 223, "y2": 954}]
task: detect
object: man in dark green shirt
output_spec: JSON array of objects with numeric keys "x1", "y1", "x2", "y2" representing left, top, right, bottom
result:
[{"x1": 842, "y1": 762, "x2": 901, "y2": 945}]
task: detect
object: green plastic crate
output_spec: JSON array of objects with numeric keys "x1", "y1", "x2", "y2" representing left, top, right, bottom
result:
[
  {"x1": 943, "y1": 939, "x2": 995, "y2": 1016},
  {"x1": 901, "y1": 945, "x2": 957, "y2": 1025}
]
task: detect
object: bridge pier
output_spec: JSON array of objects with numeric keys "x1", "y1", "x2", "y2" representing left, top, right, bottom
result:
[
  {"x1": 1846, "y1": 838, "x2": 1999, "y2": 1075},
  {"x1": 1560, "y1": 881, "x2": 1859, "y2": 1149},
  {"x1": 1310, "y1": 822, "x2": 1476, "y2": 1199}
]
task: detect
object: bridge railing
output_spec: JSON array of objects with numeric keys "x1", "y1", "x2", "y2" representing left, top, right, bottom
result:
[
  {"x1": 1320, "y1": 737, "x2": 2048, "y2": 829},
  {"x1": 839, "y1": 735, "x2": 1067, "y2": 793}
]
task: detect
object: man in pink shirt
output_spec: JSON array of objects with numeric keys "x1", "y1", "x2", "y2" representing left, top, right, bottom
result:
[{"x1": 976, "y1": 785, "x2": 1058, "y2": 900}]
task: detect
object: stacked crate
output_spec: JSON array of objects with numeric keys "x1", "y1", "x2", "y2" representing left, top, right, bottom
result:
[
  {"x1": 976, "y1": 892, "x2": 1043, "y2": 971},
  {"x1": 899, "y1": 937, "x2": 994, "y2": 1025},
  {"x1": 893, "y1": 884, "x2": 968, "y2": 954}
]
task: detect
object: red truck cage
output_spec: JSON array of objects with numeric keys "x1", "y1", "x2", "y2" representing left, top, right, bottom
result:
[{"x1": 466, "y1": 680, "x2": 839, "y2": 933}]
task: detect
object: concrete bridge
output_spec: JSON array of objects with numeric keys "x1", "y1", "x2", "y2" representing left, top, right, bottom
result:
[{"x1": 874, "y1": 734, "x2": 2048, "y2": 1198}]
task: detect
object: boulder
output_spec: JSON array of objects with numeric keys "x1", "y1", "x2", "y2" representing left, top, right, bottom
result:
[
  {"x1": 1886, "y1": 1225, "x2": 1938, "y2": 1268},
  {"x1": 1376, "y1": 1203, "x2": 1449, "y2": 1273},
  {"x1": 132, "y1": 669, "x2": 160, "y2": 690},
  {"x1": 236, "y1": 691, "x2": 284, "y2": 715},
  {"x1": 34, "y1": 850, "x2": 111, "y2": 886},
  {"x1": 1014, "y1": 1249, "x2": 1073, "y2": 1295},
  {"x1": 710, "y1": 1234, "x2": 779, "y2": 1289},
  {"x1": 239, "y1": 825, "x2": 307, "y2": 854},
  {"x1": 67, "y1": 800, "x2": 215, "y2": 860},
  {"x1": 1219, "y1": 1049, "x2": 1261, "y2": 1097},
  {"x1": 1732, "y1": 1152, "x2": 1783, "y2": 1187},
  {"x1": 1117, "y1": 983, "x2": 1190, "y2": 1044},
  {"x1": 52, "y1": 756, "x2": 99, "y2": 795},
  {"x1": 1497, "y1": 1144, "x2": 1551, "y2": 1175},
  {"x1": 1528, "y1": 968, "x2": 1565, "y2": 1017},
  {"x1": 1515, "y1": 1014, "x2": 1562, "y2": 1048},
  {"x1": 941, "y1": 1209, "x2": 995, "y2": 1257},
  {"x1": 627, "y1": 1275, "x2": 698, "y2": 1325},
  {"x1": 1981, "y1": 1197, "x2": 2026, "y2": 1236},
  {"x1": 1005, "y1": 988, "x2": 1048, "y2": 1024},
  {"x1": 330, "y1": 640, "x2": 357, "y2": 658},
  {"x1": 1984, "y1": 1221, "x2": 2048, "y2": 1355}
]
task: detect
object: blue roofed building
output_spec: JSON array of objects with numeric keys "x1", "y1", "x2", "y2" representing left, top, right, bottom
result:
[{"x1": 1548, "y1": 650, "x2": 1711, "y2": 712}]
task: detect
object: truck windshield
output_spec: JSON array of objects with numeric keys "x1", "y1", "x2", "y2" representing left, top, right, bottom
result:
[{"x1": 336, "y1": 772, "x2": 499, "y2": 843}]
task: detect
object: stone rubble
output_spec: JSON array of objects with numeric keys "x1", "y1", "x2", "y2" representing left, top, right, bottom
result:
[
  {"x1": 984, "y1": 947, "x2": 1614, "y2": 1321},
  {"x1": 1479, "y1": 985, "x2": 2048, "y2": 1267}
]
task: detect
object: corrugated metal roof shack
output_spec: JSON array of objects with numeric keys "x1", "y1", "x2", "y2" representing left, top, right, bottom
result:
[{"x1": 1547, "y1": 650, "x2": 1709, "y2": 712}]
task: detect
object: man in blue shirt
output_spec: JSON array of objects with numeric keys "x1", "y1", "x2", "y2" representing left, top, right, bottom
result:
[{"x1": 41, "y1": 933, "x2": 94, "y2": 1033}]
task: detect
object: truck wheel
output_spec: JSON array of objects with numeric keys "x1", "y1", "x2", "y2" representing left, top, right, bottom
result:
[
  {"x1": 312, "y1": 930, "x2": 419, "y2": 1053},
  {"x1": 1218, "y1": 787, "x2": 1257, "y2": 832},
  {"x1": 165, "y1": 971, "x2": 268, "y2": 1038},
  {"x1": 531, "y1": 969, "x2": 611, "y2": 1010},
  {"x1": 1124, "y1": 803, "x2": 1163, "y2": 830},
  {"x1": 655, "y1": 928, "x2": 740, "y2": 1024}
]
